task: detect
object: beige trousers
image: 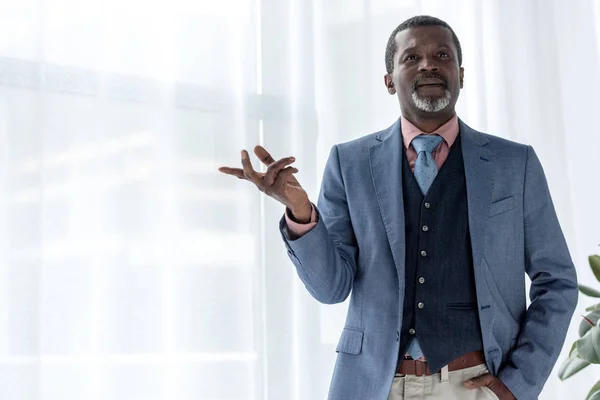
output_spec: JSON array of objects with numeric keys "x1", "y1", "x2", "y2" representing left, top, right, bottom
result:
[{"x1": 387, "y1": 362, "x2": 499, "y2": 400}]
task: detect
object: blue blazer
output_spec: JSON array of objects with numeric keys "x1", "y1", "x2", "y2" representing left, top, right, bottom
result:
[{"x1": 280, "y1": 118, "x2": 578, "y2": 400}]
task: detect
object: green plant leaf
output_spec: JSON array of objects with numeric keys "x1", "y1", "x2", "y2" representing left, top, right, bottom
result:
[
  {"x1": 579, "y1": 310, "x2": 600, "y2": 337},
  {"x1": 586, "y1": 380, "x2": 600, "y2": 400},
  {"x1": 569, "y1": 341, "x2": 577, "y2": 356},
  {"x1": 587, "y1": 303, "x2": 600, "y2": 312},
  {"x1": 589, "y1": 391, "x2": 600, "y2": 400},
  {"x1": 591, "y1": 255, "x2": 600, "y2": 283},
  {"x1": 581, "y1": 284, "x2": 600, "y2": 298},
  {"x1": 577, "y1": 326, "x2": 600, "y2": 363},
  {"x1": 558, "y1": 344, "x2": 591, "y2": 380}
]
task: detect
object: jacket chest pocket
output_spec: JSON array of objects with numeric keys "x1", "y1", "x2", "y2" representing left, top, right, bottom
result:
[{"x1": 488, "y1": 196, "x2": 515, "y2": 218}]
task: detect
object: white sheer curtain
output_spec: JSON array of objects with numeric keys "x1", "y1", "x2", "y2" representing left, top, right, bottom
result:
[{"x1": 0, "y1": 0, "x2": 598, "y2": 399}]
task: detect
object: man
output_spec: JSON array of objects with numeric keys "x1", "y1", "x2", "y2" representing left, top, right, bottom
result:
[{"x1": 218, "y1": 15, "x2": 578, "y2": 400}]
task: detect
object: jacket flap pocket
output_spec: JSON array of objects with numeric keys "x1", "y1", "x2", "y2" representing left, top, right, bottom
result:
[
  {"x1": 488, "y1": 196, "x2": 515, "y2": 217},
  {"x1": 335, "y1": 327, "x2": 364, "y2": 355}
]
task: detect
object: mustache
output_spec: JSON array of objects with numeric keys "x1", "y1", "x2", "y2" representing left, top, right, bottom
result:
[{"x1": 412, "y1": 73, "x2": 449, "y2": 91}]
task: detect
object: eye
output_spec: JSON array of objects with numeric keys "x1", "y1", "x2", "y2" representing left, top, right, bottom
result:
[
  {"x1": 438, "y1": 52, "x2": 450, "y2": 58},
  {"x1": 404, "y1": 54, "x2": 419, "y2": 61}
]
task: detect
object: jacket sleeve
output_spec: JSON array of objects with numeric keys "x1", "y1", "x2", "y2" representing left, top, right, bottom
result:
[
  {"x1": 279, "y1": 144, "x2": 358, "y2": 304},
  {"x1": 497, "y1": 145, "x2": 579, "y2": 399}
]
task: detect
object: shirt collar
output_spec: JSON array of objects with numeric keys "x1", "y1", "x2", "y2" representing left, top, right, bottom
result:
[{"x1": 400, "y1": 113, "x2": 459, "y2": 150}]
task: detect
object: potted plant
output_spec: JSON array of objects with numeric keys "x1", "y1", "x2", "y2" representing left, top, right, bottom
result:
[{"x1": 558, "y1": 254, "x2": 600, "y2": 400}]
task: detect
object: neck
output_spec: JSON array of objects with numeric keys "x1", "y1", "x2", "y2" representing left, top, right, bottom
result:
[{"x1": 402, "y1": 109, "x2": 455, "y2": 133}]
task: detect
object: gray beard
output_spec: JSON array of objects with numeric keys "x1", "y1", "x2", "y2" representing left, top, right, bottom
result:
[{"x1": 411, "y1": 89, "x2": 451, "y2": 112}]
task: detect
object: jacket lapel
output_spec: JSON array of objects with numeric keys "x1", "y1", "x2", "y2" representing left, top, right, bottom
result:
[
  {"x1": 369, "y1": 119, "x2": 406, "y2": 284},
  {"x1": 459, "y1": 119, "x2": 494, "y2": 270}
]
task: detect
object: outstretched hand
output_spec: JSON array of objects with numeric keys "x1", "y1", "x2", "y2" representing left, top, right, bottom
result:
[{"x1": 218, "y1": 145, "x2": 312, "y2": 220}]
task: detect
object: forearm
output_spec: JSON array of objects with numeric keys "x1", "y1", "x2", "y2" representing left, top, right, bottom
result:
[
  {"x1": 279, "y1": 145, "x2": 358, "y2": 304},
  {"x1": 279, "y1": 207, "x2": 357, "y2": 304}
]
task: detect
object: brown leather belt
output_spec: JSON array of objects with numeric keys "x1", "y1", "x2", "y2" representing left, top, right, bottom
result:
[{"x1": 396, "y1": 350, "x2": 485, "y2": 376}]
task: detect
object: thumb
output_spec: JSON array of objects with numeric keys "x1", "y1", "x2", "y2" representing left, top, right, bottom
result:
[{"x1": 464, "y1": 374, "x2": 491, "y2": 388}]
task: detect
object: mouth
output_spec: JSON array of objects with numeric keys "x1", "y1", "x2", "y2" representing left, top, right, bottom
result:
[
  {"x1": 414, "y1": 76, "x2": 448, "y2": 91},
  {"x1": 417, "y1": 83, "x2": 445, "y2": 88},
  {"x1": 416, "y1": 79, "x2": 446, "y2": 88}
]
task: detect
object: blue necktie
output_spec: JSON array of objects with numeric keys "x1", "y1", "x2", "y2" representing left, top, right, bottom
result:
[
  {"x1": 405, "y1": 134, "x2": 443, "y2": 359},
  {"x1": 412, "y1": 134, "x2": 443, "y2": 195}
]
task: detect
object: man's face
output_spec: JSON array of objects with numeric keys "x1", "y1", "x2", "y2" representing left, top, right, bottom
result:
[{"x1": 385, "y1": 25, "x2": 464, "y2": 115}]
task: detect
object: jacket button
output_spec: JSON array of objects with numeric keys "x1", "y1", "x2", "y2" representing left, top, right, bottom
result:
[
  {"x1": 420, "y1": 250, "x2": 427, "y2": 257},
  {"x1": 424, "y1": 202, "x2": 431, "y2": 208},
  {"x1": 409, "y1": 328, "x2": 416, "y2": 335},
  {"x1": 422, "y1": 225, "x2": 429, "y2": 232},
  {"x1": 418, "y1": 277, "x2": 425, "y2": 284},
  {"x1": 418, "y1": 302, "x2": 425, "y2": 309}
]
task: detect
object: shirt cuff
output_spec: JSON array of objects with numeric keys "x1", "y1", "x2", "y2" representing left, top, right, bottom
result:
[{"x1": 284, "y1": 205, "x2": 317, "y2": 239}]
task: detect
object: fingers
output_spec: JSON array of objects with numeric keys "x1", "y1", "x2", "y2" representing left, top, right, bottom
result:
[
  {"x1": 218, "y1": 149, "x2": 263, "y2": 183},
  {"x1": 464, "y1": 373, "x2": 493, "y2": 388},
  {"x1": 268, "y1": 166, "x2": 298, "y2": 193},
  {"x1": 240, "y1": 150, "x2": 261, "y2": 184},
  {"x1": 218, "y1": 167, "x2": 245, "y2": 179},
  {"x1": 254, "y1": 145, "x2": 296, "y2": 187},
  {"x1": 264, "y1": 156, "x2": 296, "y2": 186},
  {"x1": 254, "y1": 145, "x2": 276, "y2": 166},
  {"x1": 219, "y1": 148, "x2": 296, "y2": 190}
]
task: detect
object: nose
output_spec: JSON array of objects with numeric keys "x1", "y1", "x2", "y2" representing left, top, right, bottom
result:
[{"x1": 418, "y1": 56, "x2": 439, "y2": 72}]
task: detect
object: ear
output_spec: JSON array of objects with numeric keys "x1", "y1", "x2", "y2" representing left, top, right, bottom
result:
[
  {"x1": 459, "y1": 67, "x2": 465, "y2": 89},
  {"x1": 384, "y1": 74, "x2": 396, "y2": 95}
]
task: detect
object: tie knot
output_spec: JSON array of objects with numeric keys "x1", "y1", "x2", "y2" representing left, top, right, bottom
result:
[{"x1": 411, "y1": 134, "x2": 443, "y2": 154}]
